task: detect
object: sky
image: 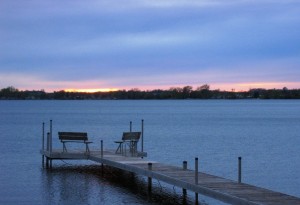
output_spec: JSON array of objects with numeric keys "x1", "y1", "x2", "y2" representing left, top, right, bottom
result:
[{"x1": 1, "y1": 0, "x2": 300, "y2": 92}]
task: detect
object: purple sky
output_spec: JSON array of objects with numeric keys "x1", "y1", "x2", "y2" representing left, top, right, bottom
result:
[{"x1": 1, "y1": 0, "x2": 300, "y2": 91}]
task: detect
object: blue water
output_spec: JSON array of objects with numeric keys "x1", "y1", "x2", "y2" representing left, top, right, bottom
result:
[{"x1": 0, "y1": 100, "x2": 300, "y2": 205}]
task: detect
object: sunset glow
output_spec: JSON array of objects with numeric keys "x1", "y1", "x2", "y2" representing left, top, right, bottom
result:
[{"x1": 64, "y1": 88, "x2": 119, "y2": 93}]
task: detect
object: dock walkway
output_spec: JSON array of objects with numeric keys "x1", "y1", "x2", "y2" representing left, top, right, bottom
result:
[{"x1": 41, "y1": 149, "x2": 300, "y2": 205}]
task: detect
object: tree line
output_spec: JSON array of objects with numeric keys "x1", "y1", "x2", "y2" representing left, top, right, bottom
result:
[{"x1": 1, "y1": 85, "x2": 300, "y2": 100}]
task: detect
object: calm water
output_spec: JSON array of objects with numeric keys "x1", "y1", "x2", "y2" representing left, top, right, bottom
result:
[{"x1": 0, "y1": 100, "x2": 300, "y2": 205}]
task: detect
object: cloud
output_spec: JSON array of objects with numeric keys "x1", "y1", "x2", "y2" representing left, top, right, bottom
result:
[{"x1": 0, "y1": 0, "x2": 300, "y2": 90}]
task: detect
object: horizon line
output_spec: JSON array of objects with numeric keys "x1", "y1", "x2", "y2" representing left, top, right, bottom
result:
[{"x1": 2, "y1": 85, "x2": 299, "y2": 93}]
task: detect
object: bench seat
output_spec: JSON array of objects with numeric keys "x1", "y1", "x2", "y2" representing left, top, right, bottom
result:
[
  {"x1": 115, "y1": 132, "x2": 141, "y2": 156},
  {"x1": 58, "y1": 132, "x2": 92, "y2": 153}
]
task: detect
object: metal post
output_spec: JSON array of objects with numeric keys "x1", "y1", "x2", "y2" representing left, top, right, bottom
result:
[
  {"x1": 42, "y1": 122, "x2": 45, "y2": 167},
  {"x1": 100, "y1": 140, "x2": 104, "y2": 175},
  {"x1": 47, "y1": 132, "x2": 50, "y2": 151},
  {"x1": 195, "y1": 157, "x2": 198, "y2": 185},
  {"x1": 42, "y1": 122, "x2": 45, "y2": 150},
  {"x1": 148, "y1": 162, "x2": 152, "y2": 193},
  {"x1": 130, "y1": 121, "x2": 132, "y2": 132},
  {"x1": 141, "y1": 119, "x2": 144, "y2": 153},
  {"x1": 46, "y1": 157, "x2": 49, "y2": 168},
  {"x1": 195, "y1": 157, "x2": 199, "y2": 204},
  {"x1": 183, "y1": 161, "x2": 187, "y2": 196},
  {"x1": 238, "y1": 157, "x2": 242, "y2": 183},
  {"x1": 101, "y1": 140, "x2": 103, "y2": 158},
  {"x1": 50, "y1": 120, "x2": 53, "y2": 153},
  {"x1": 183, "y1": 160, "x2": 187, "y2": 170}
]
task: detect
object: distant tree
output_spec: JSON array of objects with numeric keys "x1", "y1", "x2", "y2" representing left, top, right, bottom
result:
[
  {"x1": 182, "y1": 86, "x2": 193, "y2": 98},
  {"x1": 2, "y1": 85, "x2": 300, "y2": 100},
  {"x1": 53, "y1": 90, "x2": 66, "y2": 99},
  {"x1": 169, "y1": 87, "x2": 183, "y2": 99},
  {"x1": 196, "y1": 84, "x2": 210, "y2": 91},
  {"x1": 191, "y1": 84, "x2": 211, "y2": 98},
  {"x1": 1, "y1": 86, "x2": 18, "y2": 93},
  {"x1": 0, "y1": 86, "x2": 19, "y2": 99}
]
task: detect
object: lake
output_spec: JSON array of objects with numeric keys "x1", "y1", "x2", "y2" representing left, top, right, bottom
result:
[{"x1": 0, "y1": 100, "x2": 299, "y2": 205}]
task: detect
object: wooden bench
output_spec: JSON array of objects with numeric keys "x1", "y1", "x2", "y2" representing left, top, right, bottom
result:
[
  {"x1": 115, "y1": 132, "x2": 141, "y2": 156},
  {"x1": 58, "y1": 132, "x2": 92, "y2": 153}
]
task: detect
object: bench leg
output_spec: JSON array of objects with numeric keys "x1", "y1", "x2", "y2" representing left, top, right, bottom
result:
[
  {"x1": 63, "y1": 142, "x2": 67, "y2": 152},
  {"x1": 115, "y1": 143, "x2": 123, "y2": 154},
  {"x1": 85, "y1": 143, "x2": 90, "y2": 153}
]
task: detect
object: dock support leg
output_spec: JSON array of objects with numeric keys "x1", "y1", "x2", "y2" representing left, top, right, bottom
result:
[
  {"x1": 130, "y1": 121, "x2": 132, "y2": 132},
  {"x1": 46, "y1": 157, "x2": 49, "y2": 168},
  {"x1": 238, "y1": 157, "x2": 242, "y2": 183},
  {"x1": 101, "y1": 140, "x2": 103, "y2": 158},
  {"x1": 50, "y1": 159, "x2": 52, "y2": 169},
  {"x1": 100, "y1": 139, "x2": 103, "y2": 174},
  {"x1": 195, "y1": 157, "x2": 198, "y2": 184},
  {"x1": 182, "y1": 161, "x2": 187, "y2": 196},
  {"x1": 50, "y1": 120, "x2": 52, "y2": 153},
  {"x1": 148, "y1": 163, "x2": 152, "y2": 193},
  {"x1": 195, "y1": 157, "x2": 199, "y2": 204},
  {"x1": 42, "y1": 155, "x2": 45, "y2": 168},
  {"x1": 141, "y1": 119, "x2": 144, "y2": 159},
  {"x1": 42, "y1": 122, "x2": 45, "y2": 168}
]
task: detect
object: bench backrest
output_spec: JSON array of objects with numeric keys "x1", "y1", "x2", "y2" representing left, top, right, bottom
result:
[
  {"x1": 122, "y1": 132, "x2": 141, "y2": 141},
  {"x1": 58, "y1": 132, "x2": 88, "y2": 141}
]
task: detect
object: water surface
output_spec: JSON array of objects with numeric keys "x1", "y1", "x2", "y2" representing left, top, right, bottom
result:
[{"x1": 0, "y1": 100, "x2": 299, "y2": 204}]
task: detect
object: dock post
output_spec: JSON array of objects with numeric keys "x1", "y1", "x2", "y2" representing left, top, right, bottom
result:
[
  {"x1": 195, "y1": 157, "x2": 198, "y2": 184},
  {"x1": 195, "y1": 157, "x2": 199, "y2": 204},
  {"x1": 101, "y1": 140, "x2": 103, "y2": 158},
  {"x1": 42, "y1": 122, "x2": 45, "y2": 167},
  {"x1": 130, "y1": 121, "x2": 132, "y2": 132},
  {"x1": 238, "y1": 157, "x2": 242, "y2": 183},
  {"x1": 183, "y1": 161, "x2": 187, "y2": 196},
  {"x1": 46, "y1": 157, "x2": 49, "y2": 168},
  {"x1": 49, "y1": 120, "x2": 52, "y2": 154},
  {"x1": 42, "y1": 122, "x2": 45, "y2": 150},
  {"x1": 100, "y1": 140, "x2": 104, "y2": 175},
  {"x1": 46, "y1": 132, "x2": 50, "y2": 169},
  {"x1": 47, "y1": 132, "x2": 50, "y2": 151},
  {"x1": 141, "y1": 119, "x2": 144, "y2": 154},
  {"x1": 148, "y1": 162, "x2": 152, "y2": 193}
]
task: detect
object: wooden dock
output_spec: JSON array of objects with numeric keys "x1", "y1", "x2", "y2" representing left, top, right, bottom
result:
[{"x1": 40, "y1": 149, "x2": 300, "y2": 205}]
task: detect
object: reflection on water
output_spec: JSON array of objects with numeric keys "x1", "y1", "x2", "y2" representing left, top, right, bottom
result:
[{"x1": 40, "y1": 164, "x2": 209, "y2": 205}]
